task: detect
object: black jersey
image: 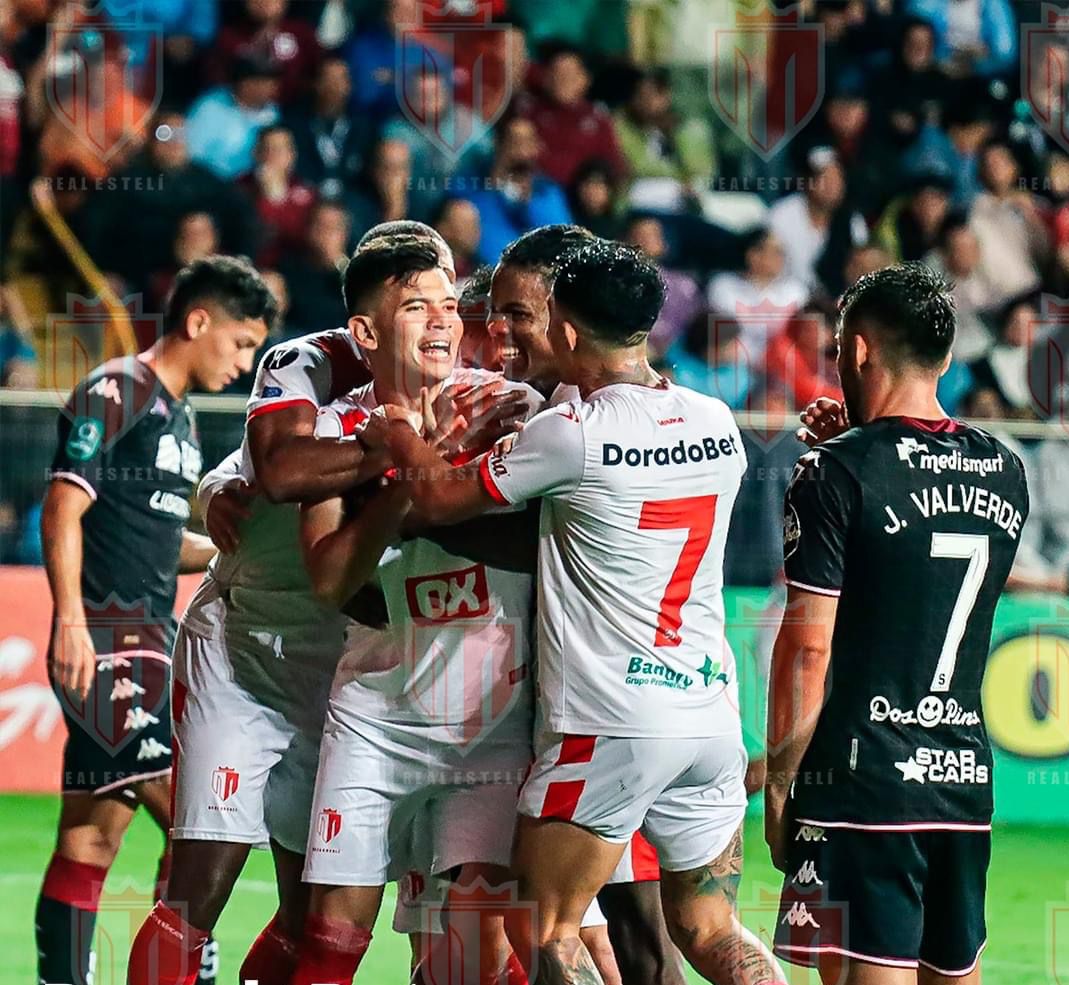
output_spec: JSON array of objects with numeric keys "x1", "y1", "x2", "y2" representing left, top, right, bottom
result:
[
  {"x1": 50, "y1": 355, "x2": 201, "y2": 647},
  {"x1": 782, "y1": 417, "x2": 1028, "y2": 826}
]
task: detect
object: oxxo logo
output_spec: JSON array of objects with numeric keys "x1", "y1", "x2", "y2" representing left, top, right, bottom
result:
[
  {"x1": 603, "y1": 434, "x2": 740, "y2": 468},
  {"x1": 405, "y1": 564, "x2": 491, "y2": 623}
]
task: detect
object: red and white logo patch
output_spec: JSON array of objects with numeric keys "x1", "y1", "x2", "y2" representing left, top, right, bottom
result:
[
  {"x1": 211, "y1": 766, "x2": 239, "y2": 802},
  {"x1": 317, "y1": 808, "x2": 343, "y2": 844}
]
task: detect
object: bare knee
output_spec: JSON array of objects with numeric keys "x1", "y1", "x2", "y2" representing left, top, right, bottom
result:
[
  {"x1": 56, "y1": 794, "x2": 134, "y2": 868},
  {"x1": 165, "y1": 840, "x2": 250, "y2": 931}
]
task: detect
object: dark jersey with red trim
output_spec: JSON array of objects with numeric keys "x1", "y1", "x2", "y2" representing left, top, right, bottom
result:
[
  {"x1": 49, "y1": 356, "x2": 200, "y2": 645},
  {"x1": 783, "y1": 417, "x2": 1028, "y2": 825},
  {"x1": 246, "y1": 327, "x2": 372, "y2": 423}
]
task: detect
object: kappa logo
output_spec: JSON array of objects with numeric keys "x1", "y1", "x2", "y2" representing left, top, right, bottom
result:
[
  {"x1": 405, "y1": 564, "x2": 491, "y2": 623},
  {"x1": 781, "y1": 901, "x2": 821, "y2": 929},
  {"x1": 123, "y1": 707, "x2": 159, "y2": 731},
  {"x1": 793, "y1": 860, "x2": 823, "y2": 887},
  {"x1": 136, "y1": 737, "x2": 170, "y2": 761},
  {"x1": 88, "y1": 376, "x2": 122, "y2": 405},
  {"x1": 795, "y1": 824, "x2": 827, "y2": 843},
  {"x1": 895, "y1": 748, "x2": 990, "y2": 785},
  {"x1": 317, "y1": 808, "x2": 343, "y2": 845},
  {"x1": 110, "y1": 678, "x2": 146, "y2": 702},
  {"x1": 212, "y1": 766, "x2": 240, "y2": 802}
]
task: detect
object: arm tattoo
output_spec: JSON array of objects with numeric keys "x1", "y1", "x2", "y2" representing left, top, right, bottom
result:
[{"x1": 536, "y1": 937, "x2": 605, "y2": 985}]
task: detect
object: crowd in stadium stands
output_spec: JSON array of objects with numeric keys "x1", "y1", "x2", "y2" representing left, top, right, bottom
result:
[{"x1": 2, "y1": 0, "x2": 1069, "y2": 587}]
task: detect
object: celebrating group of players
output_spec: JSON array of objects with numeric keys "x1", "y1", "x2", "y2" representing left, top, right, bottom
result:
[{"x1": 37, "y1": 216, "x2": 1030, "y2": 985}]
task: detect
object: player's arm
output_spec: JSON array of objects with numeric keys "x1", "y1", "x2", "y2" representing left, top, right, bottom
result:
[
  {"x1": 299, "y1": 484, "x2": 409, "y2": 609},
  {"x1": 178, "y1": 530, "x2": 217, "y2": 573},
  {"x1": 245, "y1": 339, "x2": 385, "y2": 503},
  {"x1": 764, "y1": 449, "x2": 856, "y2": 871},
  {"x1": 385, "y1": 402, "x2": 586, "y2": 527},
  {"x1": 409, "y1": 503, "x2": 541, "y2": 574},
  {"x1": 41, "y1": 479, "x2": 95, "y2": 699},
  {"x1": 198, "y1": 449, "x2": 256, "y2": 555}
]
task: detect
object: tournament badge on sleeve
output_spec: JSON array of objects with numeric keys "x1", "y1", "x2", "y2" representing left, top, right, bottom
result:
[
  {"x1": 53, "y1": 594, "x2": 171, "y2": 756},
  {"x1": 708, "y1": 1, "x2": 825, "y2": 162},
  {"x1": 420, "y1": 878, "x2": 538, "y2": 985},
  {"x1": 45, "y1": 295, "x2": 165, "y2": 450}
]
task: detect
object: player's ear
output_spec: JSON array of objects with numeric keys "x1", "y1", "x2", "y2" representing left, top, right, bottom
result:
[
  {"x1": 348, "y1": 314, "x2": 378, "y2": 352},
  {"x1": 185, "y1": 307, "x2": 210, "y2": 341},
  {"x1": 563, "y1": 319, "x2": 579, "y2": 352},
  {"x1": 852, "y1": 332, "x2": 868, "y2": 370}
]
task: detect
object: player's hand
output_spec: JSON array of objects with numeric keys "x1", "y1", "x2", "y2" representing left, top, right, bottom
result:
[
  {"x1": 436, "y1": 381, "x2": 528, "y2": 456},
  {"x1": 796, "y1": 397, "x2": 849, "y2": 447},
  {"x1": 422, "y1": 386, "x2": 470, "y2": 454},
  {"x1": 50, "y1": 618, "x2": 97, "y2": 701},
  {"x1": 764, "y1": 786, "x2": 789, "y2": 873},
  {"x1": 205, "y1": 482, "x2": 256, "y2": 555}
]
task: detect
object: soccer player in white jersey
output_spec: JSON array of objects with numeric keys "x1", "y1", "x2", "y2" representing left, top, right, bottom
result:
[
  {"x1": 381, "y1": 240, "x2": 788, "y2": 985},
  {"x1": 126, "y1": 237, "x2": 495, "y2": 985},
  {"x1": 286, "y1": 230, "x2": 538, "y2": 985}
]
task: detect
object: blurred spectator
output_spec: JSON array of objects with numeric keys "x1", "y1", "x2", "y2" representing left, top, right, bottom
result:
[
  {"x1": 1048, "y1": 150, "x2": 1069, "y2": 293},
  {"x1": 285, "y1": 55, "x2": 369, "y2": 199},
  {"x1": 510, "y1": 0, "x2": 629, "y2": 57},
  {"x1": 1009, "y1": 432, "x2": 1069, "y2": 593},
  {"x1": 518, "y1": 46, "x2": 626, "y2": 189},
  {"x1": 458, "y1": 265, "x2": 496, "y2": 370},
  {"x1": 625, "y1": 215, "x2": 703, "y2": 357},
  {"x1": 384, "y1": 71, "x2": 481, "y2": 221},
  {"x1": 767, "y1": 147, "x2": 867, "y2": 293},
  {"x1": 869, "y1": 17, "x2": 951, "y2": 149},
  {"x1": 185, "y1": 54, "x2": 281, "y2": 180},
  {"x1": 764, "y1": 300, "x2": 843, "y2": 410},
  {"x1": 433, "y1": 198, "x2": 481, "y2": 282},
  {"x1": 924, "y1": 215, "x2": 998, "y2": 360},
  {"x1": 843, "y1": 243, "x2": 893, "y2": 287},
  {"x1": 239, "y1": 125, "x2": 316, "y2": 268},
  {"x1": 0, "y1": 27, "x2": 22, "y2": 182},
  {"x1": 0, "y1": 284, "x2": 37, "y2": 388},
  {"x1": 148, "y1": 211, "x2": 220, "y2": 312},
  {"x1": 278, "y1": 200, "x2": 349, "y2": 335},
  {"x1": 613, "y1": 67, "x2": 714, "y2": 192},
  {"x1": 99, "y1": 109, "x2": 258, "y2": 294},
  {"x1": 566, "y1": 160, "x2": 624, "y2": 240},
  {"x1": 345, "y1": 138, "x2": 413, "y2": 240},
  {"x1": 342, "y1": 0, "x2": 450, "y2": 124},
  {"x1": 905, "y1": 0, "x2": 1017, "y2": 78},
  {"x1": 874, "y1": 170, "x2": 954, "y2": 262},
  {"x1": 706, "y1": 228, "x2": 807, "y2": 354},
  {"x1": 463, "y1": 117, "x2": 572, "y2": 265},
  {"x1": 969, "y1": 140, "x2": 1049, "y2": 301},
  {"x1": 969, "y1": 297, "x2": 1041, "y2": 417},
  {"x1": 209, "y1": 0, "x2": 322, "y2": 106},
  {"x1": 664, "y1": 312, "x2": 751, "y2": 410},
  {"x1": 260, "y1": 268, "x2": 290, "y2": 333}
]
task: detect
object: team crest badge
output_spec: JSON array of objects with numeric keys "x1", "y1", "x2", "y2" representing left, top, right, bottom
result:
[{"x1": 1021, "y1": 6, "x2": 1069, "y2": 154}]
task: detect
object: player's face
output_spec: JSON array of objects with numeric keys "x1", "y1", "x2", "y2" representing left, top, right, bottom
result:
[
  {"x1": 489, "y1": 265, "x2": 555, "y2": 387},
  {"x1": 378, "y1": 267, "x2": 462, "y2": 389},
  {"x1": 190, "y1": 312, "x2": 270, "y2": 392}
]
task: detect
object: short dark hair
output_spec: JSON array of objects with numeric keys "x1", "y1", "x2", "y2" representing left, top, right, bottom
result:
[
  {"x1": 838, "y1": 262, "x2": 956, "y2": 370},
  {"x1": 342, "y1": 238, "x2": 441, "y2": 315},
  {"x1": 553, "y1": 240, "x2": 666, "y2": 346},
  {"x1": 356, "y1": 220, "x2": 445, "y2": 250},
  {"x1": 165, "y1": 255, "x2": 278, "y2": 334},
  {"x1": 498, "y1": 224, "x2": 595, "y2": 285},
  {"x1": 459, "y1": 265, "x2": 494, "y2": 310}
]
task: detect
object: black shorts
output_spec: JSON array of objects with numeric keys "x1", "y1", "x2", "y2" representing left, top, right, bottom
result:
[
  {"x1": 52, "y1": 649, "x2": 173, "y2": 796},
  {"x1": 774, "y1": 818, "x2": 989, "y2": 977}
]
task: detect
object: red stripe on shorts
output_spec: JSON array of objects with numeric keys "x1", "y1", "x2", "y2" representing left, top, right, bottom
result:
[
  {"x1": 630, "y1": 831, "x2": 661, "y2": 882},
  {"x1": 555, "y1": 735, "x2": 596, "y2": 765},
  {"x1": 541, "y1": 780, "x2": 586, "y2": 821}
]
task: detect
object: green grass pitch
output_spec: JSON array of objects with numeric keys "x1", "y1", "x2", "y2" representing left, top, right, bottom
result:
[{"x1": 3, "y1": 794, "x2": 1065, "y2": 984}]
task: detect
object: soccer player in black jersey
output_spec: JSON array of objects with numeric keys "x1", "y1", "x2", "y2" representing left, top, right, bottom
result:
[
  {"x1": 36, "y1": 257, "x2": 275, "y2": 985},
  {"x1": 765, "y1": 263, "x2": 1029, "y2": 984}
]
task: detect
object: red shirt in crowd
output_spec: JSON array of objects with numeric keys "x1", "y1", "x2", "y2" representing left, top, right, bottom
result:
[
  {"x1": 210, "y1": 18, "x2": 322, "y2": 105},
  {"x1": 239, "y1": 174, "x2": 316, "y2": 268}
]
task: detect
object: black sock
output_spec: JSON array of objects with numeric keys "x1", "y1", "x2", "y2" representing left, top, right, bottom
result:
[{"x1": 36, "y1": 893, "x2": 97, "y2": 985}]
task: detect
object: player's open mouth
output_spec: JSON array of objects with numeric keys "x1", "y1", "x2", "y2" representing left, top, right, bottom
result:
[
  {"x1": 418, "y1": 340, "x2": 452, "y2": 359},
  {"x1": 498, "y1": 345, "x2": 520, "y2": 362}
]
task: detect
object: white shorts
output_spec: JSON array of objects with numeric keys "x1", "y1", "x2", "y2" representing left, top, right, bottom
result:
[
  {"x1": 303, "y1": 702, "x2": 529, "y2": 887},
  {"x1": 519, "y1": 730, "x2": 748, "y2": 872},
  {"x1": 171, "y1": 626, "x2": 332, "y2": 854}
]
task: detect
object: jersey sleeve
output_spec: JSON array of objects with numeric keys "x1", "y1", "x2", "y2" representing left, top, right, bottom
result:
[
  {"x1": 782, "y1": 449, "x2": 859, "y2": 597},
  {"x1": 196, "y1": 448, "x2": 244, "y2": 514},
  {"x1": 50, "y1": 375, "x2": 129, "y2": 501},
  {"x1": 477, "y1": 402, "x2": 586, "y2": 506}
]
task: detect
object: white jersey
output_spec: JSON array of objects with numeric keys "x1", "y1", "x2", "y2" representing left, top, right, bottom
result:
[
  {"x1": 479, "y1": 380, "x2": 747, "y2": 738},
  {"x1": 328, "y1": 373, "x2": 542, "y2": 744}
]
